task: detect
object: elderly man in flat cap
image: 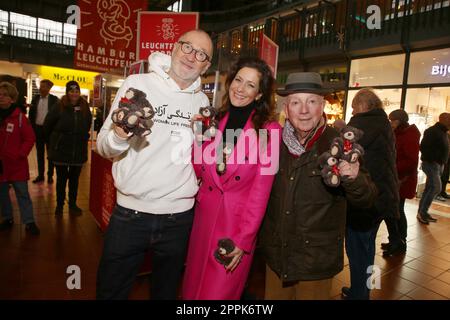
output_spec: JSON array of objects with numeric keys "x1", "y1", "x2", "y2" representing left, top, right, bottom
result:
[{"x1": 259, "y1": 72, "x2": 377, "y2": 300}]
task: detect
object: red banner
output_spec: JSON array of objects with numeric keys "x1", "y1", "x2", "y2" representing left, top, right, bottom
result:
[
  {"x1": 74, "y1": 0, "x2": 147, "y2": 74},
  {"x1": 137, "y1": 11, "x2": 199, "y2": 61},
  {"x1": 259, "y1": 34, "x2": 279, "y2": 77}
]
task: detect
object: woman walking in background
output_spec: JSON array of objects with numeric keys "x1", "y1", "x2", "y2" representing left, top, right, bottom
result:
[{"x1": 44, "y1": 81, "x2": 92, "y2": 216}]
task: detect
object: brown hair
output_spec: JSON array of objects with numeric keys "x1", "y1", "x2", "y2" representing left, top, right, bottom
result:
[
  {"x1": 0, "y1": 81, "x2": 18, "y2": 102},
  {"x1": 40, "y1": 79, "x2": 54, "y2": 88},
  {"x1": 353, "y1": 88, "x2": 383, "y2": 111},
  {"x1": 217, "y1": 57, "x2": 277, "y2": 134}
]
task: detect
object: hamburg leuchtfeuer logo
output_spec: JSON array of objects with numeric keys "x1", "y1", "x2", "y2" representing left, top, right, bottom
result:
[
  {"x1": 96, "y1": 0, "x2": 133, "y2": 47},
  {"x1": 157, "y1": 18, "x2": 179, "y2": 41}
]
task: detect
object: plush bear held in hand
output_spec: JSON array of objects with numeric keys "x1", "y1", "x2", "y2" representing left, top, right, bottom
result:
[
  {"x1": 319, "y1": 152, "x2": 342, "y2": 187},
  {"x1": 193, "y1": 106, "x2": 219, "y2": 141},
  {"x1": 330, "y1": 126, "x2": 364, "y2": 163},
  {"x1": 214, "y1": 238, "x2": 236, "y2": 266},
  {"x1": 111, "y1": 88, "x2": 155, "y2": 137}
]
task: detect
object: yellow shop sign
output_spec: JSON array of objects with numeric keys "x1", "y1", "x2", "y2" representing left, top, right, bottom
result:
[{"x1": 39, "y1": 66, "x2": 98, "y2": 90}]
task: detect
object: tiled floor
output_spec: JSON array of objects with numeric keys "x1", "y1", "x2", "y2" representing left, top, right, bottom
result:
[{"x1": 1, "y1": 144, "x2": 450, "y2": 300}]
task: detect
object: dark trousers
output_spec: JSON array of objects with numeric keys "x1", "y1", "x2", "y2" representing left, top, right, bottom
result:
[
  {"x1": 345, "y1": 223, "x2": 380, "y2": 300},
  {"x1": 398, "y1": 198, "x2": 407, "y2": 241},
  {"x1": 440, "y1": 159, "x2": 450, "y2": 195},
  {"x1": 96, "y1": 204, "x2": 194, "y2": 300},
  {"x1": 35, "y1": 125, "x2": 54, "y2": 179},
  {"x1": 55, "y1": 165, "x2": 82, "y2": 207}
]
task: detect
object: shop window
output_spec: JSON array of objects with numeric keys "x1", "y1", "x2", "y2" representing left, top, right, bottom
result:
[
  {"x1": 0, "y1": 10, "x2": 7, "y2": 34},
  {"x1": 405, "y1": 87, "x2": 450, "y2": 132},
  {"x1": 349, "y1": 54, "x2": 405, "y2": 87},
  {"x1": 345, "y1": 88, "x2": 402, "y2": 121},
  {"x1": 408, "y1": 48, "x2": 450, "y2": 85}
]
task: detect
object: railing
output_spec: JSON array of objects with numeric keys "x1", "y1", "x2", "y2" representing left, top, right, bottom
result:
[
  {"x1": 0, "y1": 21, "x2": 76, "y2": 46},
  {"x1": 211, "y1": 0, "x2": 450, "y2": 70}
]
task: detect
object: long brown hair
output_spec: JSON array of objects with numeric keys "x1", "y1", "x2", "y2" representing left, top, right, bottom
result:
[
  {"x1": 217, "y1": 57, "x2": 277, "y2": 133},
  {"x1": 59, "y1": 95, "x2": 90, "y2": 117}
]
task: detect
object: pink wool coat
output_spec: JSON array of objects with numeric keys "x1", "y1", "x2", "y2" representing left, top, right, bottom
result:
[{"x1": 182, "y1": 112, "x2": 281, "y2": 300}]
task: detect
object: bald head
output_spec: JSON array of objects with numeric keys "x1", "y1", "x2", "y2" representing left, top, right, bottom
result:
[{"x1": 177, "y1": 29, "x2": 213, "y2": 60}]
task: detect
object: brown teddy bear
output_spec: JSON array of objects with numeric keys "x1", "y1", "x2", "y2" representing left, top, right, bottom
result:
[
  {"x1": 111, "y1": 87, "x2": 155, "y2": 137},
  {"x1": 330, "y1": 125, "x2": 364, "y2": 163},
  {"x1": 193, "y1": 106, "x2": 219, "y2": 141},
  {"x1": 213, "y1": 238, "x2": 236, "y2": 266}
]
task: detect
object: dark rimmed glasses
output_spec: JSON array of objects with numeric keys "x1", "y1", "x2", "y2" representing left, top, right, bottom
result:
[{"x1": 178, "y1": 41, "x2": 210, "y2": 62}]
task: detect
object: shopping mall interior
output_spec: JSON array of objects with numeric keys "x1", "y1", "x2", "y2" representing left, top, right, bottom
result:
[{"x1": 1, "y1": 0, "x2": 450, "y2": 301}]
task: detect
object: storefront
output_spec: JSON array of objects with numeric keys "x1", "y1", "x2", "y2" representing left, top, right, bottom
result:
[
  {"x1": 345, "y1": 47, "x2": 450, "y2": 192},
  {"x1": 345, "y1": 47, "x2": 450, "y2": 133}
]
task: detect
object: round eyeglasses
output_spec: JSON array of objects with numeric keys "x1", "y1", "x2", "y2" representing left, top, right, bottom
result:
[{"x1": 178, "y1": 41, "x2": 210, "y2": 62}]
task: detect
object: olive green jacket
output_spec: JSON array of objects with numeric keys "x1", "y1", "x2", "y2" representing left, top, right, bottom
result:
[{"x1": 259, "y1": 126, "x2": 377, "y2": 282}]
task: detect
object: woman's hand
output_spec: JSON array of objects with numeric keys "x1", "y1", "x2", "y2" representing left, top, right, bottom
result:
[{"x1": 224, "y1": 246, "x2": 245, "y2": 272}]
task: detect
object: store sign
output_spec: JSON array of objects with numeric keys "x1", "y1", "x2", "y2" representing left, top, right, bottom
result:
[
  {"x1": 137, "y1": 11, "x2": 199, "y2": 60},
  {"x1": 431, "y1": 64, "x2": 450, "y2": 77},
  {"x1": 74, "y1": 0, "x2": 147, "y2": 73},
  {"x1": 259, "y1": 34, "x2": 279, "y2": 77},
  {"x1": 39, "y1": 66, "x2": 98, "y2": 90}
]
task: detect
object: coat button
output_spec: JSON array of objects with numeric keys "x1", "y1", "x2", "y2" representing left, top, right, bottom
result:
[
  {"x1": 283, "y1": 242, "x2": 288, "y2": 247},
  {"x1": 283, "y1": 274, "x2": 288, "y2": 279},
  {"x1": 285, "y1": 210, "x2": 290, "y2": 215},
  {"x1": 312, "y1": 170, "x2": 316, "y2": 174},
  {"x1": 235, "y1": 176, "x2": 240, "y2": 181},
  {"x1": 208, "y1": 186, "x2": 213, "y2": 191},
  {"x1": 290, "y1": 176, "x2": 294, "y2": 181},
  {"x1": 305, "y1": 240, "x2": 310, "y2": 245}
]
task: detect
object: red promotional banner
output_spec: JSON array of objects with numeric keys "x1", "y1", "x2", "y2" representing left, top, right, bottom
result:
[
  {"x1": 74, "y1": 0, "x2": 147, "y2": 74},
  {"x1": 259, "y1": 34, "x2": 279, "y2": 77},
  {"x1": 137, "y1": 11, "x2": 199, "y2": 61}
]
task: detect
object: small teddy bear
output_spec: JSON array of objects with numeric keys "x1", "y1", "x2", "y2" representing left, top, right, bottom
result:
[
  {"x1": 213, "y1": 238, "x2": 236, "y2": 266},
  {"x1": 193, "y1": 106, "x2": 219, "y2": 141},
  {"x1": 330, "y1": 126, "x2": 364, "y2": 163},
  {"x1": 216, "y1": 143, "x2": 234, "y2": 175},
  {"x1": 111, "y1": 88, "x2": 155, "y2": 137},
  {"x1": 319, "y1": 152, "x2": 342, "y2": 187}
]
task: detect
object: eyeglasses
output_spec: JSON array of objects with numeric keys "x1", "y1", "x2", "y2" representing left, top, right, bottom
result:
[{"x1": 177, "y1": 41, "x2": 210, "y2": 62}]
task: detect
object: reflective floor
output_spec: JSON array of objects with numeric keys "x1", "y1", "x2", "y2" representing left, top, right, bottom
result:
[{"x1": 1, "y1": 145, "x2": 450, "y2": 300}]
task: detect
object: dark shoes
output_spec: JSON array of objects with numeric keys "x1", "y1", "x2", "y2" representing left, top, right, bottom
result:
[
  {"x1": 341, "y1": 287, "x2": 352, "y2": 300},
  {"x1": 382, "y1": 242, "x2": 406, "y2": 257},
  {"x1": 69, "y1": 205, "x2": 82, "y2": 216},
  {"x1": 0, "y1": 219, "x2": 14, "y2": 231},
  {"x1": 440, "y1": 192, "x2": 450, "y2": 199},
  {"x1": 32, "y1": 176, "x2": 44, "y2": 184},
  {"x1": 425, "y1": 213, "x2": 438, "y2": 222},
  {"x1": 417, "y1": 213, "x2": 430, "y2": 225},
  {"x1": 25, "y1": 222, "x2": 40, "y2": 235}
]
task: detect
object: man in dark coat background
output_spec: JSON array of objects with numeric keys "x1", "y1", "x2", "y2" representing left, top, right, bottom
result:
[
  {"x1": 28, "y1": 79, "x2": 59, "y2": 183},
  {"x1": 342, "y1": 88, "x2": 399, "y2": 300},
  {"x1": 417, "y1": 112, "x2": 450, "y2": 224}
]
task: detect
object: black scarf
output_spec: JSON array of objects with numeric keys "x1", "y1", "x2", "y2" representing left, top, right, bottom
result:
[
  {"x1": 0, "y1": 104, "x2": 17, "y2": 124},
  {"x1": 222, "y1": 101, "x2": 256, "y2": 146}
]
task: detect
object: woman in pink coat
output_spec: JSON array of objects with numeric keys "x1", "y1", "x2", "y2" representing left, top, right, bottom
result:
[{"x1": 182, "y1": 57, "x2": 281, "y2": 300}]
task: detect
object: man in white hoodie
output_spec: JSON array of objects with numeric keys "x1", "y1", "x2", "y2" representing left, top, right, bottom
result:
[{"x1": 96, "y1": 29, "x2": 213, "y2": 300}]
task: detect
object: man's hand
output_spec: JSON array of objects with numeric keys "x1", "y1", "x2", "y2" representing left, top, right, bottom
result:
[
  {"x1": 113, "y1": 124, "x2": 131, "y2": 139},
  {"x1": 338, "y1": 160, "x2": 359, "y2": 180}
]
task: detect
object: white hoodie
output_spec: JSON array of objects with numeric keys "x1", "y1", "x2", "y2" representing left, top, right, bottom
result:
[{"x1": 96, "y1": 52, "x2": 209, "y2": 214}]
